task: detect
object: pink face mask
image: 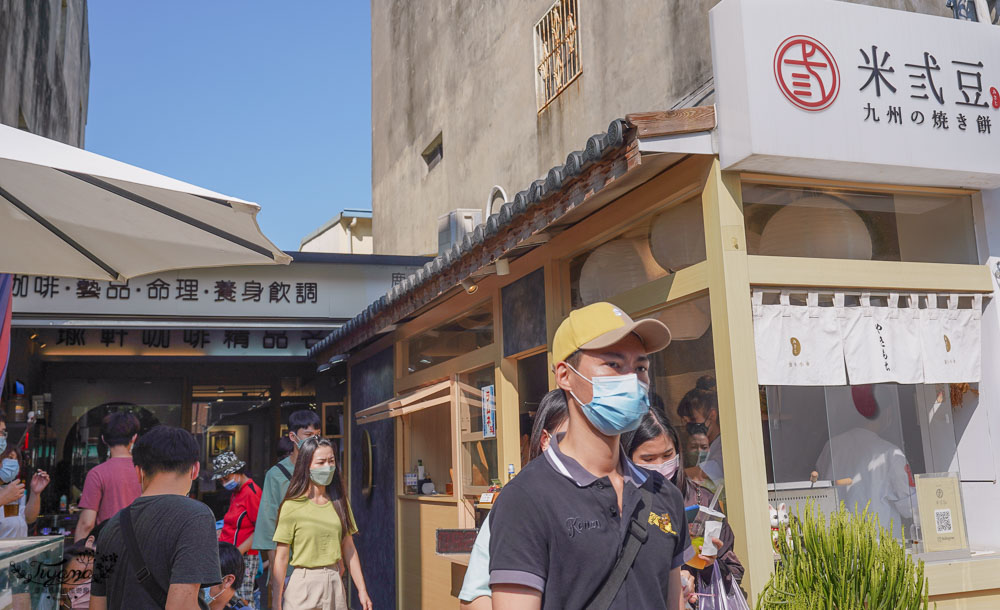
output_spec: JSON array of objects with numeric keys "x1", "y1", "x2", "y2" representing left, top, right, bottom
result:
[{"x1": 644, "y1": 455, "x2": 679, "y2": 480}]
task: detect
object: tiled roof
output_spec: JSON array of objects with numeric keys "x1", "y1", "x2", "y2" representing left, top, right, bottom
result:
[{"x1": 308, "y1": 117, "x2": 633, "y2": 359}]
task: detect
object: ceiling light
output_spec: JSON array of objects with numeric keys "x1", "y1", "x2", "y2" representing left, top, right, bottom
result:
[
  {"x1": 217, "y1": 386, "x2": 225, "y2": 394},
  {"x1": 460, "y1": 279, "x2": 478, "y2": 294},
  {"x1": 328, "y1": 353, "x2": 348, "y2": 365},
  {"x1": 316, "y1": 362, "x2": 332, "y2": 373},
  {"x1": 418, "y1": 358, "x2": 431, "y2": 365},
  {"x1": 29, "y1": 333, "x2": 37, "y2": 340}
]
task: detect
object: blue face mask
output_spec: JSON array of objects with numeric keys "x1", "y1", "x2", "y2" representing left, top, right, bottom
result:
[
  {"x1": 202, "y1": 586, "x2": 223, "y2": 604},
  {"x1": 566, "y1": 364, "x2": 650, "y2": 436},
  {"x1": 222, "y1": 478, "x2": 240, "y2": 491},
  {"x1": 293, "y1": 433, "x2": 313, "y2": 449},
  {"x1": 0, "y1": 458, "x2": 19, "y2": 484}
]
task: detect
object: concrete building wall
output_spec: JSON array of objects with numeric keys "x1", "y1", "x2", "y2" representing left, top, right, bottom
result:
[
  {"x1": 301, "y1": 216, "x2": 374, "y2": 254},
  {"x1": 371, "y1": 0, "x2": 951, "y2": 256},
  {"x1": 0, "y1": 0, "x2": 90, "y2": 147}
]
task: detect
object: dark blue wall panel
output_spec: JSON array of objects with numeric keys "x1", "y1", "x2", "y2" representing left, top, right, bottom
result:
[{"x1": 350, "y1": 347, "x2": 396, "y2": 609}]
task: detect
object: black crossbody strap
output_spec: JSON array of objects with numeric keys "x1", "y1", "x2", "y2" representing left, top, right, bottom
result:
[
  {"x1": 120, "y1": 505, "x2": 169, "y2": 606},
  {"x1": 276, "y1": 462, "x2": 292, "y2": 480},
  {"x1": 585, "y1": 487, "x2": 654, "y2": 610}
]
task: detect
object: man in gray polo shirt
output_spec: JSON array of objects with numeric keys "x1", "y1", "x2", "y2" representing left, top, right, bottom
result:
[{"x1": 489, "y1": 302, "x2": 693, "y2": 609}]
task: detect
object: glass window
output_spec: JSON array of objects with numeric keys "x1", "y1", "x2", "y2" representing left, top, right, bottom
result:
[
  {"x1": 406, "y1": 300, "x2": 494, "y2": 374},
  {"x1": 642, "y1": 294, "x2": 724, "y2": 494},
  {"x1": 400, "y1": 383, "x2": 454, "y2": 497},
  {"x1": 458, "y1": 367, "x2": 499, "y2": 494},
  {"x1": 517, "y1": 352, "x2": 550, "y2": 467},
  {"x1": 570, "y1": 196, "x2": 706, "y2": 308},
  {"x1": 763, "y1": 382, "x2": 989, "y2": 553},
  {"x1": 743, "y1": 184, "x2": 978, "y2": 264}
]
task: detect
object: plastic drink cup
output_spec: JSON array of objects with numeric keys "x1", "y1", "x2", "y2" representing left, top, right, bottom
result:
[{"x1": 702, "y1": 520, "x2": 723, "y2": 556}]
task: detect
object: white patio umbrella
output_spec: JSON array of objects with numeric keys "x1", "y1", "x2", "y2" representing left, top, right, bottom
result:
[{"x1": 0, "y1": 122, "x2": 291, "y2": 280}]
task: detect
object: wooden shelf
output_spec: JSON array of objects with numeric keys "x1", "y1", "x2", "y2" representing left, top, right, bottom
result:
[
  {"x1": 437, "y1": 552, "x2": 471, "y2": 566},
  {"x1": 398, "y1": 494, "x2": 457, "y2": 504}
]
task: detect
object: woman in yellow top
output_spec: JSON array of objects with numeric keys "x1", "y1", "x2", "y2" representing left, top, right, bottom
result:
[{"x1": 272, "y1": 437, "x2": 372, "y2": 610}]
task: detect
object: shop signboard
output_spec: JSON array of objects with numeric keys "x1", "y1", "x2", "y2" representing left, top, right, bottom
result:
[
  {"x1": 482, "y1": 384, "x2": 497, "y2": 439},
  {"x1": 9, "y1": 260, "x2": 422, "y2": 324},
  {"x1": 711, "y1": 0, "x2": 1000, "y2": 188},
  {"x1": 30, "y1": 328, "x2": 323, "y2": 357}
]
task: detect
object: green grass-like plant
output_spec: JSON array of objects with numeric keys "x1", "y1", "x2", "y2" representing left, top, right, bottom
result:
[{"x1": 757, "y1": 502, "x2": 930, "y2": 610}]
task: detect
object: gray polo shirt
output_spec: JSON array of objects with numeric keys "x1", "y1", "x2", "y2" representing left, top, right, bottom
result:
[{"x1": 488, "y1": 435, "x2": 694, "y2": 609}]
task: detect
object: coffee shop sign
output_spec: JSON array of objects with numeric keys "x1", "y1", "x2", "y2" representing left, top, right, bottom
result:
[{"x1": 774, "y1": 35, "x2": 997, "y2": 132}]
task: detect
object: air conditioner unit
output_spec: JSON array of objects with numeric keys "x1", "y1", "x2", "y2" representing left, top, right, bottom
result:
[{"x1": 437, "y1": 209, "x2": 482, "y2": 256}]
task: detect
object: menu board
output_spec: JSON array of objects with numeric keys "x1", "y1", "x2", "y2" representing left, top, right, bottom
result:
[{"x1": 914, "y1": 472, "x2": 969, "y2": 555}]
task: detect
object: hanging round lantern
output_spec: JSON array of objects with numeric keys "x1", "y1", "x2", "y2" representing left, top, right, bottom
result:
[
  {"x1": 758, "y1": 196, "x2": 873, "y2": 260},
  {"x1": 578, "y1": 237, "x2": 661, "y2": 305},
  {"x1": 648, "y1": 198, "x2": 705, "y2": 272},
  {"x1": 650, "y1": 297, "x2": 711, "y2": 341}
]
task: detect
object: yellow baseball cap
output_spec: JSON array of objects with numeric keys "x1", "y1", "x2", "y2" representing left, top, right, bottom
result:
[{"x1": 551, "y1": 302, "x2": 672, "y2": 364}]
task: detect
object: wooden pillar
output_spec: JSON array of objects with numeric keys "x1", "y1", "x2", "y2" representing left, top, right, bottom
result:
[{"x1": 701, "y1": 159, "x2": 773, "y2": 601}]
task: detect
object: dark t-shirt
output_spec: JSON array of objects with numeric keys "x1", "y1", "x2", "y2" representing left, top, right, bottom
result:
[
  {"x1": 489, "y1": 436, "x2": 693, "y2": 609},
  {"x1": 92, "y1": 494, "x2": 222, "y2": 609}
]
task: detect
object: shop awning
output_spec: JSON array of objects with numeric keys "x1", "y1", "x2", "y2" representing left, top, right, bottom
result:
[
  {"x1": 0, "y1": 123, "x2": 291, "y2": 281},
  {"x1": 355, "y1": 379, "x2": 482, "y2": 424}
]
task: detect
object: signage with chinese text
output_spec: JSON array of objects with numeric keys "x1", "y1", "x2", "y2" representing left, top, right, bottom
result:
[
  {"x1": 482, "y1": 385, "x2": 497, "y2": 439},
  {"x1": 10, "y1": 261, "x2": 422, "y2": 324},
  {"x1": 31, "y1": 328, "x2": 324, "y2": 357},
  {"x1": 711, "y1": 0, "x2": 1000, "y2": 188}
]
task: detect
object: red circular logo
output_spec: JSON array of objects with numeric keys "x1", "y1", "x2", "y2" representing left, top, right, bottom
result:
[{"x1": 773, "y1": 35, "x2": 840, "y2": 112}]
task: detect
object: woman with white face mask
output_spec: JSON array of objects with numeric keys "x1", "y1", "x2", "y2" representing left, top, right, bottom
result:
[
  {"x1": 621, "y1": 407, "x2": 744, "y2": 607},
  {"x1": 271, "y1": 437, "x2": 370, "y2": 610}
]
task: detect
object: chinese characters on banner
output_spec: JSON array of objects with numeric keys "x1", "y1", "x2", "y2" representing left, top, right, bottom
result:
[
  {"x1": 773, "y1": 34, "x2": 997, "y2": 133},
  {"x1": 855, "y1": 46, "x2": 996, "y2": 134},
  {"x1": 712, "y1": 0, "x2": 1000, "y2": 187},
  {"x1": 10, "y1": 275, "x2": 322, "y2": 304},
  {"x1": 40, "y1": 328, "x2": 328, "y2": 357},
  {"x1": 481, "y1": 385, "x2": 497, "y2": 439}
]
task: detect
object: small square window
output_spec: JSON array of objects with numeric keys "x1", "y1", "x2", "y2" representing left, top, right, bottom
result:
[
  {"x1": 534, "y1": 0, "x2": 581, "y2": 112},
  {"x1": 421, "y1": 132, "x2": 443, "y2": 171}
]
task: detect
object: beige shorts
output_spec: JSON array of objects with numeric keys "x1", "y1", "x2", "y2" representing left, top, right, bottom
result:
[{"x1": 283, "y1": 564, "x2": 347, "y2": 610}]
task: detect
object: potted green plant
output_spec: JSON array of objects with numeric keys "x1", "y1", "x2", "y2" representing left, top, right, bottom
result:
[{"x1": 757, "y1": 502, "x2": 930, "y2": 610}]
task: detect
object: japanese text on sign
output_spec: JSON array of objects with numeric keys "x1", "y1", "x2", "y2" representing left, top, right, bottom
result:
[{"x1": 482, "y1": 385, "x2": 497, "y2": 439}]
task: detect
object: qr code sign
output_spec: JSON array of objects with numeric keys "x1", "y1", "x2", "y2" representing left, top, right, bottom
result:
[{"x1": 935, "y1": 509, "x2": 954, "y2": 534}]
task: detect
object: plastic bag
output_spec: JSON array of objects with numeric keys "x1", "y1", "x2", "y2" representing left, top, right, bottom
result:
[{"x1": 698, "y1": 564, "x2": 750, "y2": 610}]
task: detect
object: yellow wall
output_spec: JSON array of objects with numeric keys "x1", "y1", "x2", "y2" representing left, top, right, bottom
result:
[{"x1": 398, "y1": 497, "x2": 461, "y2": 609}]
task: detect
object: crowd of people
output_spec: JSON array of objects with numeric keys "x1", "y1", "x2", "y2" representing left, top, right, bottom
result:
[
  {"x1": 0, "y1": 404, "x2": 367, "y2": 610},
  {"x1": 0, "y1": 300, "x2": 743, "y2": 609}
]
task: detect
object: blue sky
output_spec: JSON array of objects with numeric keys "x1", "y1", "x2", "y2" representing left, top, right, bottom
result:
[{"x1": 85, "y1": 2, "x2": 371, "y2": 251}]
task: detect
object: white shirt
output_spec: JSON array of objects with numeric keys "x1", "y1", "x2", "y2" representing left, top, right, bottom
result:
[
  {"x1": 458, "y1": 514, "x2": 491, "y2": 602},
  {"x1": 816, "y1": 427, "x2": 914, "y2": 534},
  {"x1": 0, "y1": 494, "x2": 28, "y2": 538}
]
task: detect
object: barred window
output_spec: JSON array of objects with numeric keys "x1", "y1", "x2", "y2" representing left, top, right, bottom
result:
[{"x1": 534, "y1": 0, "x2": 581, "y2": 112}]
